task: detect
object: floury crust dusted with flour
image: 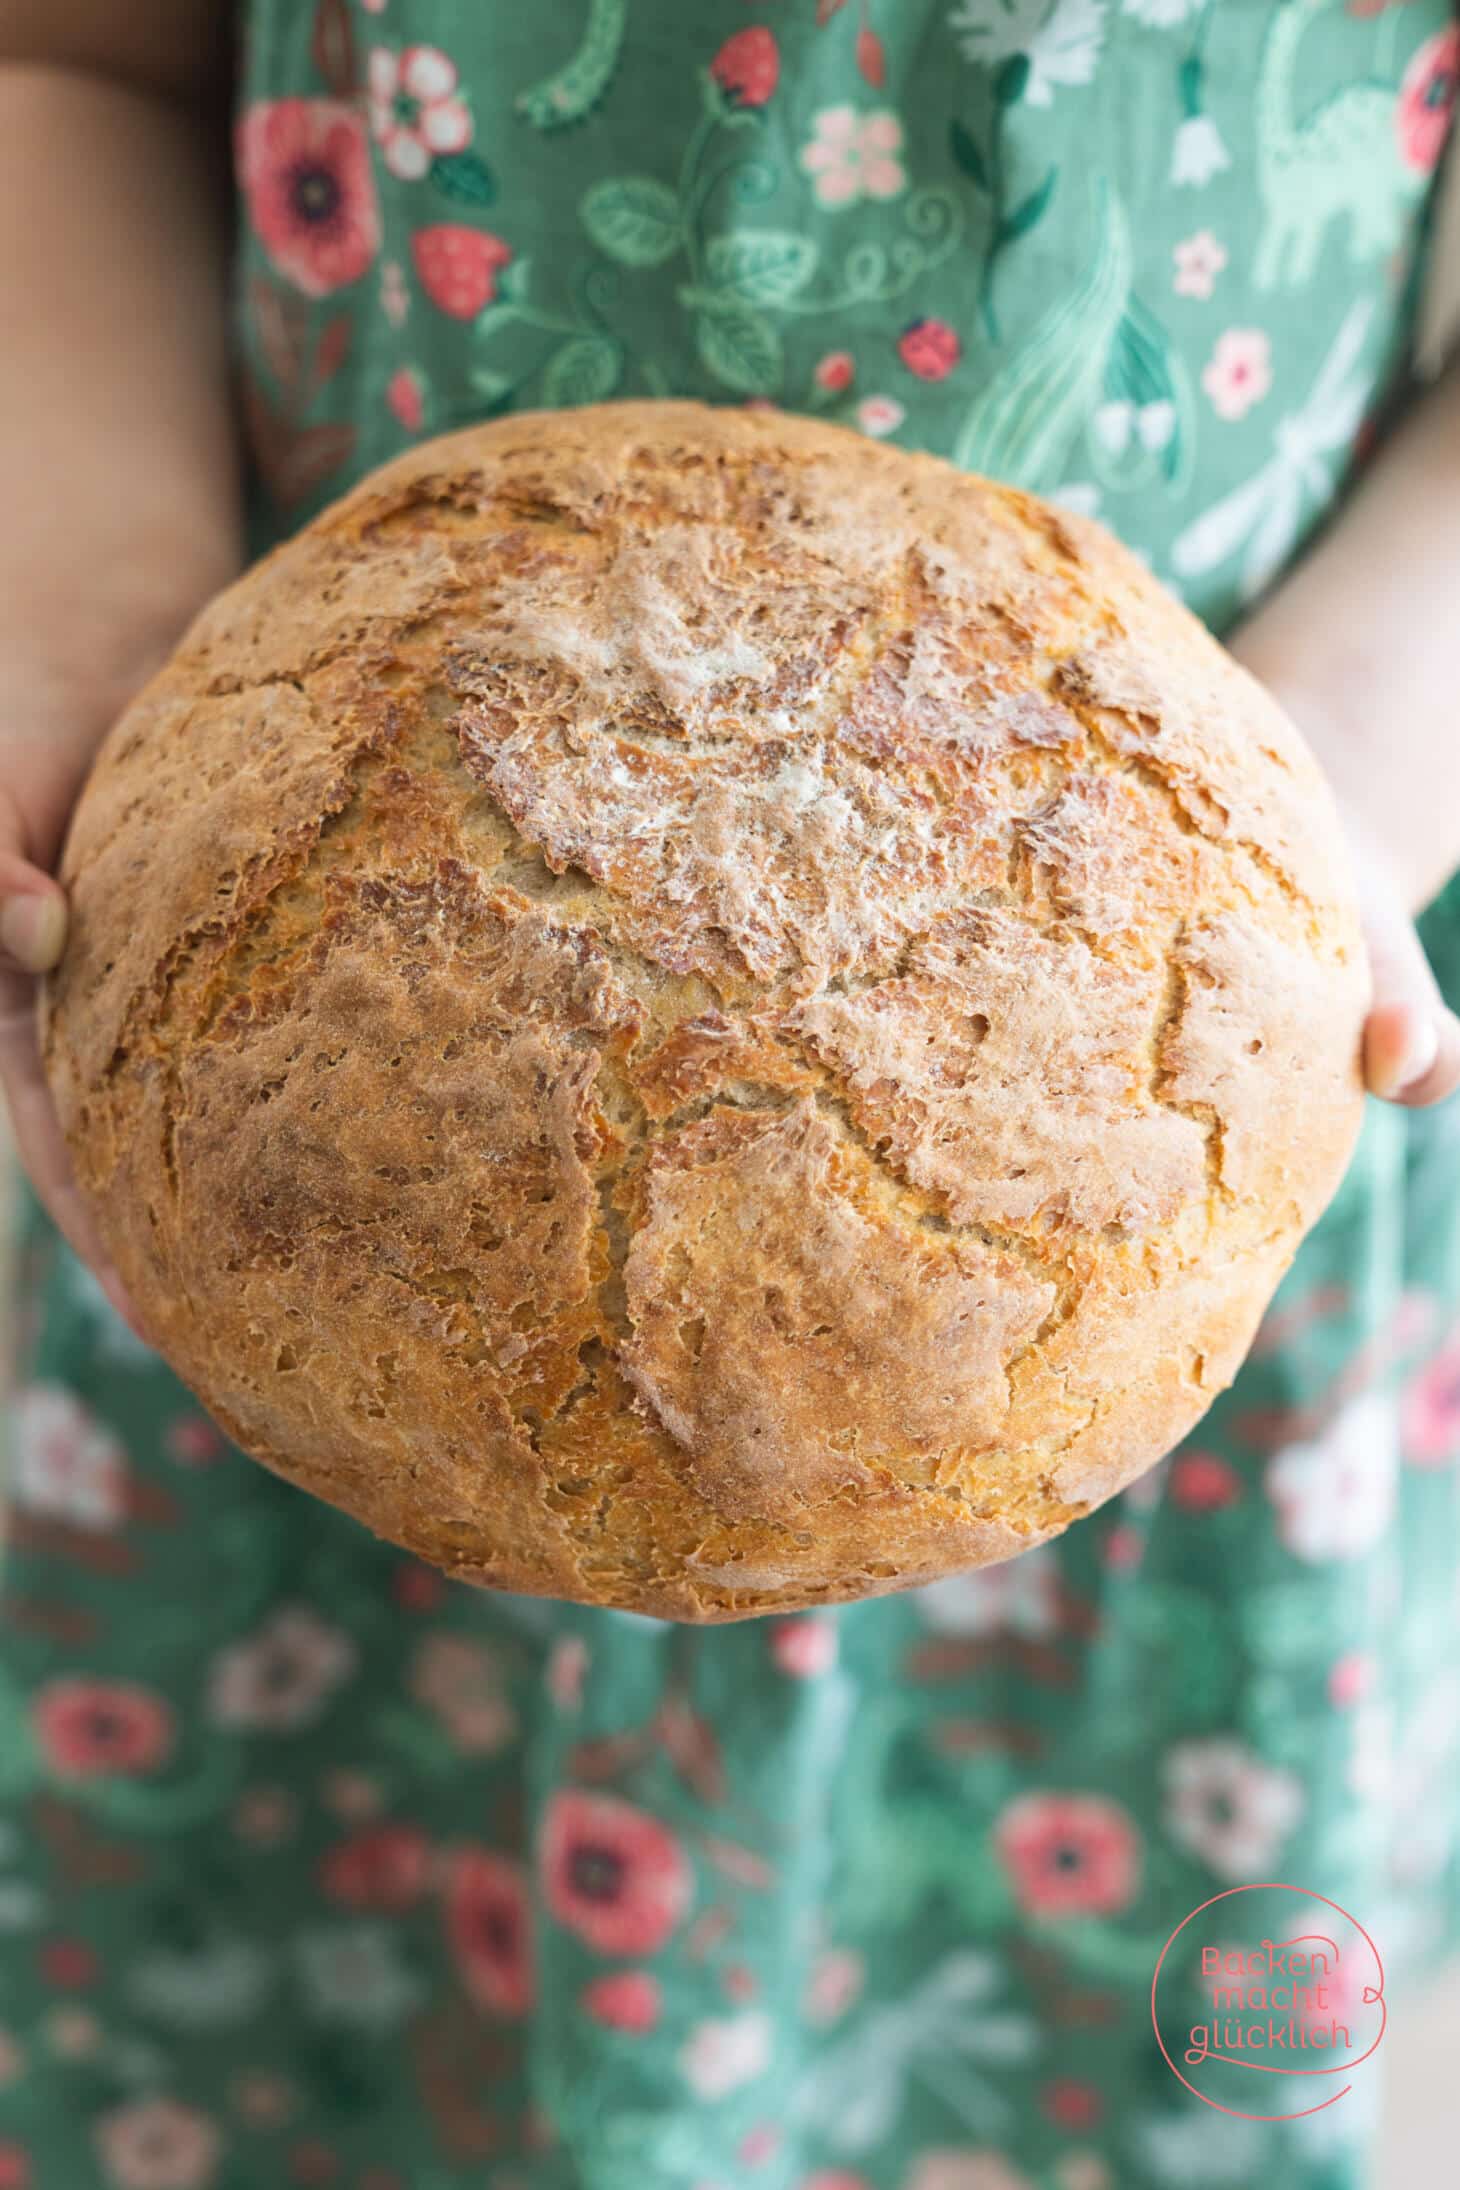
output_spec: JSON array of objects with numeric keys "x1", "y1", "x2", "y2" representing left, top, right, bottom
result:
[{"x1": 45, "y1": 404, "x2": 1366, "y2": 1618}]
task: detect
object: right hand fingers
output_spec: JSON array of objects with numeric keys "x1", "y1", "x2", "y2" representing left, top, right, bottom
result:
[
  {"x1": 1346, "y1": 826, "x2": 1460, "y2": 1109},
  {"x1": 0, "y1": 822, "x2": 141, "y2": 1332}
]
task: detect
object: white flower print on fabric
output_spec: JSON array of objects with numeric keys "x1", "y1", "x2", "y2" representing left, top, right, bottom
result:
[
  {"x1": 856, "y1": 393, "x2": 906, "y2": 436},
  {"x1": 379, "y1": 259, "x2": 409, "y2": 325},
  {"x1": 1170, "y1": 113, "x2": 1230, "y2": 187},
  {"x1": 0, "y1": 1877, "x2": 44, "y2": 1933},
  {"x1": 916, "y1": 1545, "x2": 1062, "y2": 1639},
  {"x1": 10, "y1": 1384, "x2": 127, "y2": 1531},
  {"x1": 679, "y1": 2011, "x2": 773, "y2": 2098},
  {"x1": 1049, "y1": 481, "x2": 1102, "y2": 518},
  {"x1": 95, "y1": 2098, "x2": 222, "y2": 2190},
  {"x1": 295, "y1": 1923, "x2": 423, "y2": 2031},
  {"x1": 1173, "y1": 229, "x2": 1227, "y2": 298},
  {"x1": 128, "y1": 1940, "x2": 274, "y2": 2030},
  {"x1": 1093, "y1": 397, "x2": 1177, "y2": 453},
  {"x1": 800, "y1": 107, "x2": 907, "y2": 208},
  {"x1": 1266, "y1": 1391, "x2": 1399, "y2": 1563},
  {"x1": 950, "y1": 0, "x2": 1107, "y2": 108},
  {"x1": 1172, "y1": 301, "x2": 1377, "y2": 603},
  {"x1": 368, "y1": 45, "x2": 471, "y2": 180},
  {"x1": 1162, "y1": 1738, "x2": 1304, "y2": 1879},
  {"x1": 209, "y1": 1607, "x2": 357, "y2": 1731},
  {"x1": 1129, "y1": 2104, "x2": 1267, "y2": 2186}
]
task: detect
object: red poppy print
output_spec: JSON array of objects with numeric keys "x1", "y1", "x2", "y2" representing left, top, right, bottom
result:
[
  {"x1": 0, "y1": 2147, "x2": 28, "y2": 2190},
  {"x1": 391, "y1": 1560, "x2": 445, "y2": 1611},
  {"x1": 1043, "y1": 2079, "x2": 1103, "y2": 2130},
  {"x1": 540, "y1": 1791, "x2": 691, "y2": 1956},
  {"x1": 581, "y1": 1969, "x2": 661, "y2": 2032},
  {"x1": 319, "y1": 1825, "x2": 429, "y2": 1912},
  {"x1": 38, "y1": 1939, "x2": 98, "y2": 1989},
  {"x1": 897, "y1": 318, "x2": 961, "y2": 381},
  {"x1": 444, "y1": 1848, "x2": 535, "y2": 2017},
  {"x1": 710, "y1": 27, "x2": 780, "y2": 109},
  {"x1": 237, "y1": 101, "x2": 381, "y2": 298},
  {"x1": 33, "y1": 1680, "x2": 173, "y2": 1779},
  {"x1": 1101, "y1": 1523, "x2": 1144, "y2": 1572},
  {"x1": 287, "y1": 2143, "x2": 338, "y2": 2188},
  {"x1": 1397, "y1": 26, "x2": 1459, "y2": 172},
  {"x1": 412, "y1": 225, "x2": 513, "y2": 319},
  {"x1": 1169, "y1": 1451, "x2": 1243, "y2": 1510},
  {"x1": 994, "y1": 1792, "x2": 1141, "y2": 1917}
]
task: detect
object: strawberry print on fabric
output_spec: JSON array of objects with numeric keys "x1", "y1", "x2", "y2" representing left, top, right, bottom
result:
[{"x1": 412, "y1": 224, "x2": 514, "y2": 319}]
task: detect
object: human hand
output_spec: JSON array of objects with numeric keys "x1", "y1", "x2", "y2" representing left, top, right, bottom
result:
[
  {"x1": 1224, "y1": 611, "x2": 1460, "y2": 1116},
  {"x1": 1344, "y1": 814, "x2": 1460, "y2": 1108},
  {"x1": 0, "y1": 702, "x2": 135, "y2": 1323}
]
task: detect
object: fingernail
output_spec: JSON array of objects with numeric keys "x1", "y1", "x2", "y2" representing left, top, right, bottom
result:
[
  {"x1": 0, "y1": 891, "x2": 66, "y2": 973},
  {"x1": 1391, "y1": 1015, "x2": 1440, "y2": 1097}
]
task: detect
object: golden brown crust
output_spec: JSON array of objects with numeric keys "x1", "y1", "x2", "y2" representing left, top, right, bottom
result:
[{"x1": 43, "y1": 402, "x2": 1367, "y2": 1619}]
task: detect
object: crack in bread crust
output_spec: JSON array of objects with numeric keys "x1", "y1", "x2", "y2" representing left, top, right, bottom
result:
[{"x1": 45, "y1": 402, "x2": 1367, "y2": 1619}]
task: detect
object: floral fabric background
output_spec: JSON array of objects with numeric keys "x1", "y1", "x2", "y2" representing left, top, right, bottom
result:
[{"x1": 4, "y1": 3, "x2": 1460, "y2": 2187}]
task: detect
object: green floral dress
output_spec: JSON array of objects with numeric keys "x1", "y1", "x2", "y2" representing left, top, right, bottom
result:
[{"x1": 4, "y1": 3, "x2": 1460, "y2": 2186}]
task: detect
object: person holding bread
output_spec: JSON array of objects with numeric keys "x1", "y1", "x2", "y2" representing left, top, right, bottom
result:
[{"x1": 3, "y1": 3, "x2": 1460, "y2": 2185}]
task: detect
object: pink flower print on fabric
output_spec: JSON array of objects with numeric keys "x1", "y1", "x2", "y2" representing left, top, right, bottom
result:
[
  {"x1": 1172, "y1": 229, "x2": 1228, "y2": 299},
  {"x1": 1201, "y1": 328, "x2": 1272, "y2": 420},
  {"x1": 800, "y1": 106, "x2": 906, "y2": 207}
]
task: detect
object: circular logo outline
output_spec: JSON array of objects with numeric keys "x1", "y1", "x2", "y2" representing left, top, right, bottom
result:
[{"x1": 1150, "y1": 1881, "x2": 1387, "y2": 2123}]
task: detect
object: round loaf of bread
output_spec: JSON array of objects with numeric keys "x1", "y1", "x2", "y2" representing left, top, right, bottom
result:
[{"x1": 45, "y1": 403, "x2": 1366, "y2": 1619}]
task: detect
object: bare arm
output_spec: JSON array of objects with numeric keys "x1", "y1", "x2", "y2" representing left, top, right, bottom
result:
[
  {"x1": 1231, "y1": 354, "x2": 1460, "y2": 1105},
  {"x1": 0, "y1": 2, "x2": 239, "y2": 1305}
]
